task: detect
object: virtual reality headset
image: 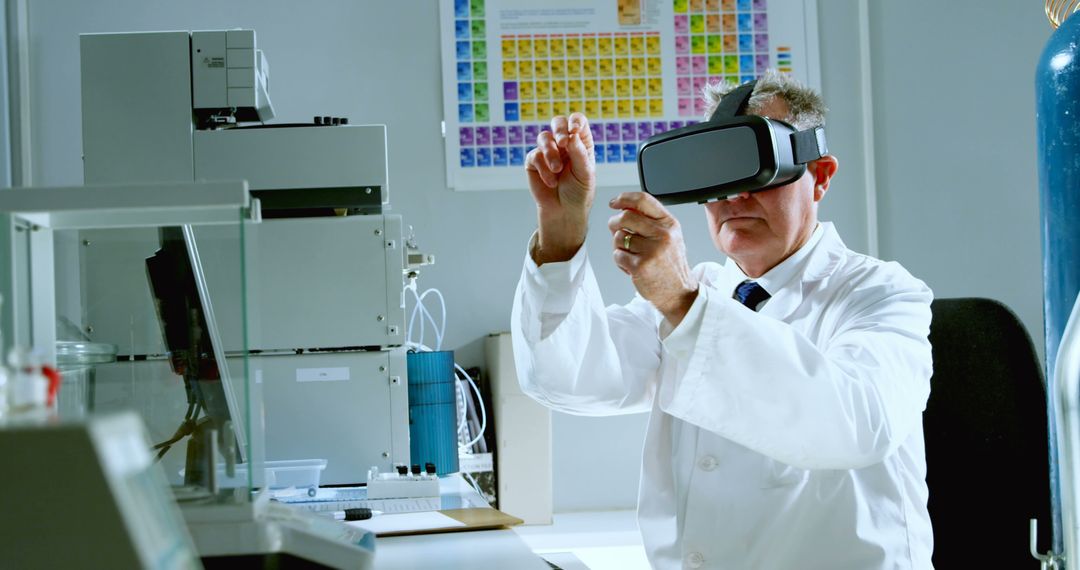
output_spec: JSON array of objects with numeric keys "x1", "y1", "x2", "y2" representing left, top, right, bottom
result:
[{"x1": 637, "y1": 80, "x2": 828, "y2": 205}]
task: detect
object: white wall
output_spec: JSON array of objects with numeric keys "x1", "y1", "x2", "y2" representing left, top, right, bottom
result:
[
  {"x1": 868, "y1": 2, "x2": 1048, "y2": 359},
  {"x1": 22, "y1": 0, "x2": 1053, "y2": 512}
]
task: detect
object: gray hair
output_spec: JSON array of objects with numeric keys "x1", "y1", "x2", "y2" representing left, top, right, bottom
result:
[{"x1": 701, "y1": 69, "x2": 827, "y2": 131}]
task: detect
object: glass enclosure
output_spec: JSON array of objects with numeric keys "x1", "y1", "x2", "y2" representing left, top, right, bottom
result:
[{"x1": 0, "y1": 182, "x2": 264, "y2": 498}]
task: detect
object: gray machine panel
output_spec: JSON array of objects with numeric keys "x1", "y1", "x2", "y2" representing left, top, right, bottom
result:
[
  {"x1": 256, "y1": 349, "x2": 409, "y2": 485},
  {"x1": 229, "y1": 215, "x2": 406, "y2": 352},
  {"x1": 81, "y1": 215, "x2": 405, "y2": 356},
  {"x1": 81, "y1": 32, "x2": 196, "y2": 184},
  {"x1": 194, "y1": 125, "x2": 388, "y2": 207}
]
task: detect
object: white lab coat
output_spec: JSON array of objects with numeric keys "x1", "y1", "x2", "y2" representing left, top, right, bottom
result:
[{"x1": 511, "y1": 223, "x2": 934, "y2": 569}]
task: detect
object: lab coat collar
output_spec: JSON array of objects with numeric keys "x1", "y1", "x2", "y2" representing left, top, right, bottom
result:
[{"x1": 719, "y1": 222, "x2": 846, "y2": 321}]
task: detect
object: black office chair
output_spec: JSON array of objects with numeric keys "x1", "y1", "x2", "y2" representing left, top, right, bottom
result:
[{"x1": 924, "y1": 298, "x2": 1053, "y2": 567}]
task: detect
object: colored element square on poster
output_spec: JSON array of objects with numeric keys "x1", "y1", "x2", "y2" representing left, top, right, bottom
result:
[
  {"x1": 675, "y1": 14, "x2": 689, "y2": 33},
  {"x1": 472, "y1": 20, "x2": 486, "y2": 38},
  {"x1": 605, "y1": 122, "x2": 621, "y2": 141},
  {"x1": 476, "y1": 126, "x2": 491, "y2": 145},
  {"x1": 460, "y1": 147, "x2": 475, "y2": 166},
  {"x1": 510, "y1": 146, "x2": 526, "y2": 165},
  {"x1": 550, "y1": 37, "x2": 565, "y2": 56},
  {"x1": 738, "y1": 13, "x2": 752, "y2": 32},
  {"x1": 508, "y1": 125, "x2": 524, "y2": 144},
  {"x1": 472, "y1": 41, "x2": 487, "y2": 59},
  {"x1": 691, "y1": 35, "x2": 706, "y2": 54},
  {"x1": 493, "y1": 146, "x2": 509, "y2": 166},
  {"x1": 676, "y1": 35, "x2": 689, "y2": 54},
  {"x1": 606, "y1": 144, "x2": 621, "y2": 163},
  {"x1": 459, "y1": 103, "x2": 474, "y2": 122},
  {"x1": 591, "y1": 121, "x2": 605, "y2": 142},
  {"x1": 534, "y1": 37, "x2": 549, "y2": 57},
  {"x1": 477, "y1": 147, "x2": 492, "y2": 166}
]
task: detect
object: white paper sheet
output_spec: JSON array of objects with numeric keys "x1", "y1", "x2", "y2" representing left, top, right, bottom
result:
[{"x1": 346, "y1": 511, "x2": 468, "y2": 535}]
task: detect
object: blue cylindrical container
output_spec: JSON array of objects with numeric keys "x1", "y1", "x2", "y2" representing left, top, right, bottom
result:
[
  {"x1": 406, "y1": 350, "x2": 459, "y2": 476},
  {"x1": 1036, "y1": 13, "x2": 1080, "y2": 552}
]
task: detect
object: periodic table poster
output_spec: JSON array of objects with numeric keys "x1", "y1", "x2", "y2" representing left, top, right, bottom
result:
[{"x1": 439, "y1": 0, "x2": 819, "y2": 191}]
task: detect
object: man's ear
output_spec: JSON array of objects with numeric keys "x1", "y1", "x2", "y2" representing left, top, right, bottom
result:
[{"x1": 809, "y1": 155, "x2": 838, "y2": 202}]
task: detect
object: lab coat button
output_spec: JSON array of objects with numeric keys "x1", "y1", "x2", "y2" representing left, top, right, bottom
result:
[
  {"x1": 685, "y1": 551, "x2": 705, "y2": 568},
  {"x1": 698, "y1": 455, "x2": 718, "y2": 471}
]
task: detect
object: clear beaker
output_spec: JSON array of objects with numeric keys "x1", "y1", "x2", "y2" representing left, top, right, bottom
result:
[{"x1": 55, "y1": 341, "x2": 117, "y2": 418}]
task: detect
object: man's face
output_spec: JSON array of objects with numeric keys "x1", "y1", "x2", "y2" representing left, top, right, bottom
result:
[{"x1": 702, "y1": 97, "x2": 837, "y2": 277}]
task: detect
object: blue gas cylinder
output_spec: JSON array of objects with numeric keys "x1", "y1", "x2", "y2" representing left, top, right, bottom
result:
[{"x1": 1036, "y1": 11, "x2": 1080, "y2": 553}]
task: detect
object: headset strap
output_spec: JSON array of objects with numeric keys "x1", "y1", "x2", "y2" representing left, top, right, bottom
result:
[
  {"x1": 709, "y1": 77, "x2": 828, "y2": 164},
  {"x1": 708, "y1": 79, "x2": 757, "y2": 121},
  {"x1": 792, "y1": 126, "x2": 828, "y2": 164}
]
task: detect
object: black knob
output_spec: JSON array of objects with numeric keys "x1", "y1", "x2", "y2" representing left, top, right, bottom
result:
[
  {"x1": 411, "y1": 464, "x2": 421, "y2": 475},
  {"x1": 322, "y1": 116, "x2": 332, "y2": 125},
  {"x1": 314, "y1": 116, "x2": 322, "y2": 125},
  {"x1": 331, "y1": 117, "x2": 341, "y2": 126},
  {"x1": 343, "y1": 508, "x2": 374, "y2": 521},
  {"x1": 396, "y1": 464, "x2": 408, "y2": 476},
  {"x1": 425, "y1": 463, "x2": 436, "y2": 475},
  {"x1": 340, "y1": 118, "x2": 349, "y2": 125}
]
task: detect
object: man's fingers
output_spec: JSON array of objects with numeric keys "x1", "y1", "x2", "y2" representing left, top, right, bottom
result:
[
  {"x1": 565, "y1": 132, "x2": 594, "y2": 185},
  {"x1": 607, "y1": 208, "x2": 666, "y2": 238},
  {"x1": 525, "y1": 147, "x2": 559, "y2": 189},
  {"x1": 613, "y1": 228, "x2": 647, "y2": 253},
  {"x1": 609, "y1": 191, "x2": 671, "y2": 221},
  {"x1": 536, "y1": 130, "x2": 564, "y2": 174},
  {"x1": 567, "y1": 112, "x2": 593, "y2": 148},
  {"x1": 550, "y1": 115, "x2": 570, "y2": 148},
  {"x1": 612, "y1": 248, "x2": 640, "y2": 274}
]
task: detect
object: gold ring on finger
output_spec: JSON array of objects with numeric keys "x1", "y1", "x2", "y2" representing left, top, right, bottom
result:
[{"x1": 623, "y1": 232, "x2": 632, "y2": 251}]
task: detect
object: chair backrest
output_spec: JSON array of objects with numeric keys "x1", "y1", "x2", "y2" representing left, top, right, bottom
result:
[{"x1": 925, "y1": 298, "x2": 1052, "y2": 566}]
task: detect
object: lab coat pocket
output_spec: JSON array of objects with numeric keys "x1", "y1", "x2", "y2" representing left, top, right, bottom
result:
[{"x1": 760, "y1": 459, "x2": 808, "y2": 489}]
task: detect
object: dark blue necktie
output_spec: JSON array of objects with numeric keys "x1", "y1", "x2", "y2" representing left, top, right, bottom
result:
[{"x1": 734, "y1": 280, "x2": 771, "y2": 311}]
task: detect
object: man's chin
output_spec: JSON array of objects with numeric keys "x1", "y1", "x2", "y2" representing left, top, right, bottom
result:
[{"x1": 717, "y1": 231, "x2": 766, "y2": 258}]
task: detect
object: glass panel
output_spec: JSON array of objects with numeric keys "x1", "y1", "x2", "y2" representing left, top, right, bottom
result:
[{"x1": 46, "y1": 213, "x2": 261, "y2": 498}]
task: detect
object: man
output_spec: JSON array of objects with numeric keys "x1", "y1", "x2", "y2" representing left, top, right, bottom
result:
[{"x1": 510, "y1": 71, "x2": 934, "y2": 568}]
